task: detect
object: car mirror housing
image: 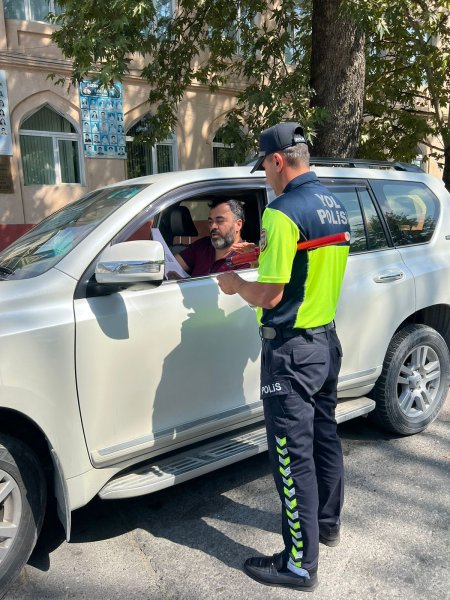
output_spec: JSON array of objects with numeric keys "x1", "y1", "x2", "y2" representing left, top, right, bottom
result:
[{"x1": 95, "y1": 241, "x2": 165, "y2": 285}]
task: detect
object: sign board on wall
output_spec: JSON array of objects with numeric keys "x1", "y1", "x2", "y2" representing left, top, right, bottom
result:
[
  {"x1": 78, "y1": 80, "x2": 126, "y2": 159},
  {"x1": 0, "y1": 71, "x2": 13, "y2": 156}
]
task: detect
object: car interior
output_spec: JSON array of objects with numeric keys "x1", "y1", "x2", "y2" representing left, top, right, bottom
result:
[
  {"x1": 155, "y1": 191, "x2": 263, "y2": 257},
  {"x1": 118, "y1": 189, "x2": 264, "y2": 277},
  {"x1": 158, "y1": 205, "x2": 199, "y2": 255}
]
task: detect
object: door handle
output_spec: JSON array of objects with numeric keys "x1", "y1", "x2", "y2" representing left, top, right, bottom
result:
[{"x1": 373, "y1": 271, "x2": 404, "y2": 283}]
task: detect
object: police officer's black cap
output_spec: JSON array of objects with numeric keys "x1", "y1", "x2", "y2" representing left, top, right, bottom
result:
[{"x1": 250, "y1": 122, "x2": 307, "y2": 173}]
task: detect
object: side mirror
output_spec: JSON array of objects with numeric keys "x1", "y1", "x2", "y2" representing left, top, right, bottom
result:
[{"x1": 95, "y1": 241, "x2": 165, "y2": 285}]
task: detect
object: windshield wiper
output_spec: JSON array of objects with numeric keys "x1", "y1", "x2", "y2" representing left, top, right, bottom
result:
[{"x1": 0, "y1": 265, "x2": 14, "y2": 278}]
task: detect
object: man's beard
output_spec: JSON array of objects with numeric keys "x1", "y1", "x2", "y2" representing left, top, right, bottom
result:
[{"x1": 210, "y1": 229, "x2": 235, "y2": 249}]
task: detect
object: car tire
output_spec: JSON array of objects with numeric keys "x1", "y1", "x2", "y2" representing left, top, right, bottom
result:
[
  {"x1": 370, "y1": 324, "x2": 450, "y2": 435},
  {"x1": 0, "y1": 435, "x2": 46, "y2": 598}
]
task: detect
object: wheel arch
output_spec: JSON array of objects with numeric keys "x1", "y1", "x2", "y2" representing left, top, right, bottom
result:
[
  {"x1": 0, "y1": 408, "x2": 71, "y2": 541},
  {"x1": 396, "y1": 303, "x2": 450, "y2": 356}
]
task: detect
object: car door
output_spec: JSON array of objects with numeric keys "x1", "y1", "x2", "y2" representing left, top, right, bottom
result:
[
  {"x1": 368, "y1": 179, "x2": 447, "y2": 311},
  {"x1": 323, "y1": 181, "x2": 416, "y2": 395},
  {"x1": 73, "y1": 181, "x2": 265, "y2": 467}
]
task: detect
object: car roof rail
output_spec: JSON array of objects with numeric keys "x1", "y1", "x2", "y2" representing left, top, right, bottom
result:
[{"x1": 309, "y1": 157, "x2": 423, "y2": 172}]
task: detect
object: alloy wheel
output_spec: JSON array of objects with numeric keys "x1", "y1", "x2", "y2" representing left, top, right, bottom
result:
[
  {"x1": 397, "y1": 344, "x2": 441, "y2": 419},
  {"x1": 0, "y1": 468, "x2": 22, "y2": 564}
]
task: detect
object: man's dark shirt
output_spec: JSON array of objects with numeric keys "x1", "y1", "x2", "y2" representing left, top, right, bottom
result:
[{"x1": 180, "y1": 236, "x2": 250, "y2": 277}]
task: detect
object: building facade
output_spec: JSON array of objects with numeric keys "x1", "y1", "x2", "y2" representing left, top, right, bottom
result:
[
  {"x1": 0, "y1": 1, "x2": 445, "y2": 250},
  {"x1": 0, "y1": 0, "x2": 241, "y2": 249}
]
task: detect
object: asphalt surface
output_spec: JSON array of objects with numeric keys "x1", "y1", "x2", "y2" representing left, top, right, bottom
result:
[{"x1": 6, "y1": 393, "x2": 450, "y2": 600}]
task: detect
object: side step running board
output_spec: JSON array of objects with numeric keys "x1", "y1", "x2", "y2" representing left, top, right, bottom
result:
[{"x1": 99, "y1": 397, "x2": 375, "y2": 500}]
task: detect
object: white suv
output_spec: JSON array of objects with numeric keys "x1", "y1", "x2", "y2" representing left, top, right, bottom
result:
[{"x1": 0, "y1": 161, "x2": 449, "y2": 594}]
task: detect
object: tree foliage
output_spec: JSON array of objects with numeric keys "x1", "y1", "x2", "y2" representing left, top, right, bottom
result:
[
  {"x1": 353, "y1": 0, "x2": 450, "y2": 183},
  {"x1": 52, "y1": 0, "x2": 311, "y2": 161},
  {"x1": 51, "y1": 0, "x2": 366, "y2": 161},
  {"x1": 50, "y1": 0, "x2": 450, "y2": 186}
]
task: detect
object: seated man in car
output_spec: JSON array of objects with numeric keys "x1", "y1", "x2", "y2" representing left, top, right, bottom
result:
[{"x1": 174, "y1": 199, "x2": 252, "y2": 277}]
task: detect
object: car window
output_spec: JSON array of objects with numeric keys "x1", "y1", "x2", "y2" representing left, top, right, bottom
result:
[
  {"x1": 116, "y1": 188, "x2": 264, "y2": 279},
  {"x1": 0, "y1": 185, "x2": 147, "y2": 280},
  {"x1": 370, "y1": 181, "x2": 439, "y2": 246},
  {"x1": 326, "y1": 185, "x2": 389, "y2": 254},
  {"x1": 358, "y1": 189, "x2": 390, "y2": 250}
]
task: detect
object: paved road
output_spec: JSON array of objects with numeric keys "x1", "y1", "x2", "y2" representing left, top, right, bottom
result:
[{"x1": 6, "y1": 394, "x2": 450, "y2": 600}]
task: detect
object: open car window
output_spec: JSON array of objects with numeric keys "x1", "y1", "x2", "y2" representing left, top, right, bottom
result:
[{"x1": 116, "y1": 188, "x2": 264, "y2": 280}]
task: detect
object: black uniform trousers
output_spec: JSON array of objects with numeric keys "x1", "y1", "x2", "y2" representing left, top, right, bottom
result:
[{"x1": 260, "y1": 325, "x2": 344, "y2": 574}]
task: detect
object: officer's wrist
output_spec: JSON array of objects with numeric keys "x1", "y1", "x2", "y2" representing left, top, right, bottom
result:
[{"x1": 234, "y1": 272, "x2": 244, "y2": 293}]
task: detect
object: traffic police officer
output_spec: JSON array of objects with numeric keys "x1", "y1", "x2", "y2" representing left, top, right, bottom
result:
[{"x1": 217, "y1": 122, "x2": 350, "y2": 591}]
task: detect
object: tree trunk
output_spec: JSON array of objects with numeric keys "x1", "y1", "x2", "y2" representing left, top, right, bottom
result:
[
  {"x1": 443, "y1": 109, "x2": 450, "y2": 191},
  {"x1": 309, "y1": 0, "x2": 366, "y2": 157},
  {"x1": 442, "y1": 145, "x2": 450, "y2": 191}
]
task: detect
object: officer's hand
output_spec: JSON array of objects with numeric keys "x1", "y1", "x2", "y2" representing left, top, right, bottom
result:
[{"x1": 217, "y1": 271, "x2": 242, "y2": 295}]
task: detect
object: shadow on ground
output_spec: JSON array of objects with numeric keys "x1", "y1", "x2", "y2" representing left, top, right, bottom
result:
[{"x1": 27, "y1": 412, "x2": 450, "y2": 578}]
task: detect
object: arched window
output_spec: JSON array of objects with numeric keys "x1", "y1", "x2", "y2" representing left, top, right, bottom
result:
[
  {"x1": 212, "y1": 126, "x2": 236, "y2": 167},
  {"x1": 126, "y1": 116, "x2": 177, "y2": 178},
  {"x1": 20, "y1": 106, "x2": 82, "y2": 185}
]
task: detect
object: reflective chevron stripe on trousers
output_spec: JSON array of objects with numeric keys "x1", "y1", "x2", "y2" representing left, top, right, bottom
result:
[
  {"x1": 276, "y1": 435, "x2": 305, "y2": 575},
  {"x1": 260, "y1": 328, "x2": 344, "y2": 574}
]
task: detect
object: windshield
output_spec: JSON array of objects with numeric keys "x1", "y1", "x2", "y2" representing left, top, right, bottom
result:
[{"x1": 0, "y1": 184, "x2": 147, "y2": 280}]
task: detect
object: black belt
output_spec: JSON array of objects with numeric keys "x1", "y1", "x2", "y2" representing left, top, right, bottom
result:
[{"x1": 259, "y1": 322, "x2": 335, "y2": 340}]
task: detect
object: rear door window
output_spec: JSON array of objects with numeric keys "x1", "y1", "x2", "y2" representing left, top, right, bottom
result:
[
  {"x1": 324, "y1": 183, "x2": 390, "y2": 253},
  {"x1": 369, "y1": 181, "x2": 439, "y2": 246}
]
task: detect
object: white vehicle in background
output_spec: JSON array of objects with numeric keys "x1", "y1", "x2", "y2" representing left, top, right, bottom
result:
[{"x1": 1, "y1": 159, "x2": 449, "y2": 595}]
